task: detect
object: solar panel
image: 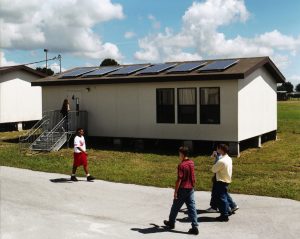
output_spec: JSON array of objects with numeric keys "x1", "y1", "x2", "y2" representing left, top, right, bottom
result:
[
  {"x1": 81, "y1": 66, "x2": 122, "y2": 77},
  {"x1": 59, "y1": 68, "x2": 97, "y2": 78},
  {"x1": 109, "y1": 64, "x2": 149, "y2": 76},
  {"x1": 199, "y1": 59, "x2": 238, "y2": 72},
  {"x1": 137, "y1": 63, "x2": 177, "y2": 75},
  {"x1": 167, "y1": 61, "x2": 207, "y2": 73}
]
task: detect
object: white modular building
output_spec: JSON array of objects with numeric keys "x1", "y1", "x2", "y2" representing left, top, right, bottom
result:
[
  {"x1": 0, "y1": 65, "x2": 46, "y2": 129},
  {"x1": 32, "y1": 57, "x2": 285, "y2": 155}
]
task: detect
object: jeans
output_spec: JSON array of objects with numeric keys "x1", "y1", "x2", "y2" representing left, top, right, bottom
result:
[
  {"x1": 210, "y1": 175, "x2": 236, "y2": 210},
  {"x1": 169, "y1": 188, "x2": 198, "y2": 228},
  {"x1": 214, "y1": 181, "x2": 230, "y2": 217}
]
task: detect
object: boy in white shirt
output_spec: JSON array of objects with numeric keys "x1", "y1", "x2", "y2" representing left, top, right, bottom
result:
[{"x1": 70, "y1": 128, "x2": 95, "y2": 182}]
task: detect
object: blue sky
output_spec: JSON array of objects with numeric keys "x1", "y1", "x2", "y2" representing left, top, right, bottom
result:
[{"x1": 1, "y1": 0, "x2": 300, "y2": 86}]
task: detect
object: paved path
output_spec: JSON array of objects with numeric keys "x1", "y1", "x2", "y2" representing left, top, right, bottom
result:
[{"x1": 0, "y1": 166, "x2": 299, "y2": 239}]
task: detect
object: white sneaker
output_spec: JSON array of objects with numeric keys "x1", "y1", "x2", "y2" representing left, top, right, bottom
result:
[
  {"x1": 206, "y1": 207, "x2": 218, "y2": 213},
  {"x1": 231, "y1": 205, "x2": 239, "y2": 213}
]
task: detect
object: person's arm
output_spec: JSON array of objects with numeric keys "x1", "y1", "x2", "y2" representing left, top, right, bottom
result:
[
  {"x1": 74, "y1": 138, "x2": 87, "y2": 154},
  {"x1": 212, "y1": 160, "x2": 224, "y2": 173},
  {"x1": 76, "y1": 146, "x2": 86, "y2": 154},
  {"x1": 174, "y1": 178, "x2": 182, "y2": 199}
]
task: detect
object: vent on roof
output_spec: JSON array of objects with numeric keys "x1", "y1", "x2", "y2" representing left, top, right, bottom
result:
[
  {"x1": 198, "y1": 59, "x2": 238, "y2": 72},
  {"x1": 109, "y1": 64, "x2": 149, "y2": 76},
  {"x1": 59, "y1": 68, "x2": 98, "y2": 78},
  {"x1": 167, "y1": 61, "x2": 207, "y2": 73},
  {"x1": 137, "y1": 63, "x2": 177, "y2": 75},
  {"x1": 81, "y1": 66, "x2": 122, "y2": 78}
]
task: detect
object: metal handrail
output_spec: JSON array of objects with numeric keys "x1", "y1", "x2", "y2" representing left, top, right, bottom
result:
[
  {"x1": 19, "y1": 119, "x2": 49, "y2": 142},
  {"x1": 19, "y1": 115, "x2": 47, "y2": 141}
]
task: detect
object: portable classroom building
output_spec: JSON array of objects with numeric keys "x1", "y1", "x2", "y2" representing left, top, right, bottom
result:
[
  {"x1": 0, "y1": 65, "x2": 45, "y2": 130},
  {"x1": 32, "y1": 57, "x2": 285, "y2": 155}
]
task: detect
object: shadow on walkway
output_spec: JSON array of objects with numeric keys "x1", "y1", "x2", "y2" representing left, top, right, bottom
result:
[
  {"x1": 131, "y1": 223, "x2": 189, "y2": 235},
  {"x1": 177, "y1": 216, "x2": 216, "y2": 223}
]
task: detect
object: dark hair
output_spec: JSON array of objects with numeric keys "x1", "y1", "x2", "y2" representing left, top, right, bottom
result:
[
  {"x1": 77, "y1": 128, "x2": 84, "y2": 133},
  {"x1": 217, "y1": 144, "x2": 229, "y2": 154},
  {"x1": 179, "y1": 146, "x2": 189, "y2": 157},
  {"x1": 61, "y1": 99, "x2": 69, "y2": 114}
]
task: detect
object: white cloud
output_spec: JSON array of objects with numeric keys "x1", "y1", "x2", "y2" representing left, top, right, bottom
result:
[
  {"x1": 0, "y1": 52, "x2": 18, "y2": 66},
  {"x1": 49, "y1": 62, "x2": 66, "y2": 74},
  {"x1": 124, "y1": 31, "x2": 136, "y2": 39},
  {"x1": 0, "y1": 0, "x2": 124, "y2": 60},
  {"x1": 148, "y1": 14, "x2": 161, "y2": 29},
  {"x1": 135, "y1": 0, "x2": 300, "y2": 67}
]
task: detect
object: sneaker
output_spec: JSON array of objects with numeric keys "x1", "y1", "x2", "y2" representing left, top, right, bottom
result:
[
  {"x1": 188, "y1": 227, "x2": 199, "y2": 235},
  {"x1": 231, "y1": 205, "x2": 239, "y2": 213},
  {"x1": 87, "y1": 175, "x2": 95, "y2": 181},
  {"x1": 70, "y1": 176, "x2": 78, "y2": 181},
  {"x1": 163, "y1": 220, "x2": 175, "y2": 229},
  {"x1": 215, "y1": 216, "x2": 229, "y2": 222},
  {"x1": 206, "y1": 207, "x2": 218, "y2": 213}
]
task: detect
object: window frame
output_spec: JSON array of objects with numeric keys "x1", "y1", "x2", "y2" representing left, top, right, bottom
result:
[
  {"x1": 177, "y1": 87, "x2": 197, "y2": 124},
  {"x1": 199, "y1": 87, "x2": 220, "y2": 124},
  {"x1": 156, "y1": 88, "x2": 175, "y2": 124}
]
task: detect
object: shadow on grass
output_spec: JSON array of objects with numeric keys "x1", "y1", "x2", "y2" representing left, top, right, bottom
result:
[{"x1": 131, "y1": 223, "x2": 190, "y2": 235}]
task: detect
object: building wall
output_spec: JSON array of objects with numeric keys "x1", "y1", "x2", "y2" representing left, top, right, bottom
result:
[
  {"x1": 42, "y1": 80, "x2": 238, "y2": 141},
  {"x1": 0, "y1": 70, "x2": 42, "y2": 123},
  {"x1": 238, "y1": 67, "x2": 277, "y2": 141}
]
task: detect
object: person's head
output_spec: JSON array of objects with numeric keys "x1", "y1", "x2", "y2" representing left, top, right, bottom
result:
[
  {"x1": 63, "y1": 99, "x2": 69, "y2": 106},
  {"x1": 77, "y1": 128, "x2": 84, "y2": 136},
  {"x1": 217, "y1": 144, "x2": 229, "y2": 155},
  {"x1": 179, "y1": 146, "x2": 189, "y2": 160}
]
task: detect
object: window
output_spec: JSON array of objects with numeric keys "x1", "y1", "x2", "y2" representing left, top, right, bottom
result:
[
  {"x1": 178, "y1": 88, "x2": 197, "y2": 124},
  {"x1": 200, "y1": 87, "x2": 220, "y2": 124},
  {"x1": 156, "y1": 88, "x2": 175, "y2": 123}
]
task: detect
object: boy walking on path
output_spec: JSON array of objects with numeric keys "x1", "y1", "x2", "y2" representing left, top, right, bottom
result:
[
  {"x1": 207, "y1": 147, "x2": 239, "y2": 214},
  {"x1": 70, "y1": 128, "x2": 95, "y2": 182},
  {"x1": 211, "y1": 144, "x2": 235, "y2": 222},
  {"x1": 164, "y1": 147, "x2": 199, "y2": 235}
]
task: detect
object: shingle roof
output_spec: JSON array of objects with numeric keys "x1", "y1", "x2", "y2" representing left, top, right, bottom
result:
[
  {"x1": 0, "y1": 65, "x2": 47, "y2": 78},
  {"x1": 31, "y1": 56, "x2": 285, "y2": 86}
]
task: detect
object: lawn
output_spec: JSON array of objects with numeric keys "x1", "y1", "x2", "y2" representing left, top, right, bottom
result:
[{"x1": 0, "y1": 101, "x2": 299, "y2": 200}]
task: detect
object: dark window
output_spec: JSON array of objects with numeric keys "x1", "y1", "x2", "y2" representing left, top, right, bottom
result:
[
  {"x1": 156, "y1": 88, "x2": 175, "y2": 123},
  {"x1": 178, "y1": 88, "x2": 197, "y2": 124},
  {"x1": 200, "y1": 88, "x2": 220, "y2": 124}
]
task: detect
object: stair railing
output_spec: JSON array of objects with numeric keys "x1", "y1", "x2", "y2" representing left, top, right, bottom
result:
[
  {"x1": 31, "y1": 116, "x2": 67, "y2": 151},
  {"x1": 19, "y1": 115, "x2": 50, "y2": 151}
]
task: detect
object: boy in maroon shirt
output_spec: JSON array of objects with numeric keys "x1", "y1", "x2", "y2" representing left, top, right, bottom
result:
[{"x1": 164, "y1": 146, "x2": 199, "y2": 235}]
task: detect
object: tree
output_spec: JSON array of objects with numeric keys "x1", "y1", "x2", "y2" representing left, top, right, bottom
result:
[
  {"x1": 100, "y1": 58, "x2": 119, "y2": 66},
  {"x1": 36, "y1": 67, "x2": 54, "y2": 76},
  {"x1": 277, "y1": 81, "x2": 294, "y2": 93},
  {"x1": 296, "y1": 83, "x2": 300, "y2": 92}
]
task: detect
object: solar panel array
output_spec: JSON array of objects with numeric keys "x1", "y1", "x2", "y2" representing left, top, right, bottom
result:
[
  {"x1": 138, "y1": 63, "x2": 177, "y2": 75},
  {"x1": 59, "y1": 68, "x2": 97, "y2": 78},
  {"x1": 81, "y1": 66, "x2": 122, "y2": 78},
  {"x1": 199, "y1": 59, "x2": 238, "y2": 72},
  {"x1": 58, "y1": 59, "x2": 240, "y2": 79},
  {"x1": 167, "y1": 61, "x2": 207, "y2": 73},
  {"x1": 109, "y1": 64, "x2": 149, "y2": 76}
]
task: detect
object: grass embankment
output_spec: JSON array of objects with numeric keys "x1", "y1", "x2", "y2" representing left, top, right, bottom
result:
[{"x1": 0, "y1": 101, "x2": 299, "y2": 200}]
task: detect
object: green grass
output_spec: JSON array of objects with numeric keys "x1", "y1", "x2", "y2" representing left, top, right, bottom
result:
[{"x1": 0, "y1": 101, "x2": 299, "y2": 200}]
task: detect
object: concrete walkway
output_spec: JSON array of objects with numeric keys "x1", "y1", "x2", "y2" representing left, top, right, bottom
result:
[{"x1": 0, "y1": 166, "x2": 299, "y2": 239}]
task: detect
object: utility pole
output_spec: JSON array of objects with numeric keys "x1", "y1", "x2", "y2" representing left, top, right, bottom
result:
[
  {"x1": 44, "y1": 49, "x2": 48, "y2": 69},
  {"x1": 58, "y1": 54, "x2": 62, "y2": 73}
]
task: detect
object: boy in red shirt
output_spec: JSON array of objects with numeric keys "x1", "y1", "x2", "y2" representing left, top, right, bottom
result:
[{"x1": 164, "y1": 146, "x2": 199, "y2": 235}]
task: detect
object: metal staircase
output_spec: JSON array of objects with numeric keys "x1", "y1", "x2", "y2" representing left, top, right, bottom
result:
[
  {"x1": 30, "y1": 118, "x2": 68, "y2": 151},
  {"x1": 19, "y1": 110, "x2": 87, "y2": 152}
]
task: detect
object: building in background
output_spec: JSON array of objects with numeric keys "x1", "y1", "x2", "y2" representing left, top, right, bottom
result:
[
  {"x1": 32, "y1": 57, "x2": 285, "y2": 155},
  {"x1": 0, "y1": 65, "x2": 46, "y2": 131}
]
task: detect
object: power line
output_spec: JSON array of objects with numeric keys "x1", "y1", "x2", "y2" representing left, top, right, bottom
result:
[{"x1": 23, "y1": 56, "x2": 58, "y2": 66}]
